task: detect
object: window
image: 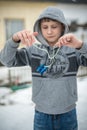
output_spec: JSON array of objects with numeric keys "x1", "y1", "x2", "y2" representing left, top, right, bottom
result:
[{"x1": 5, "y1": 19, "x2": 24, "y2": 40}]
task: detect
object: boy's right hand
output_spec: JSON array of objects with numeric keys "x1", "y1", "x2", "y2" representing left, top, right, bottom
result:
[{"x1": 12, "y1": 30, "x2": 38, "y2": 46}]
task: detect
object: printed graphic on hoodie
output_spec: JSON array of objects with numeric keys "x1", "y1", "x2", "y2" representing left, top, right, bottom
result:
[{"x1": 40, "y1": 50, "x2": 69, "y2": 78}]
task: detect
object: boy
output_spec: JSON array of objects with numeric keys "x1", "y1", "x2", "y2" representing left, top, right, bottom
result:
[{"x1": 0, "y1": 6, "x2": 87, "y2": 130}]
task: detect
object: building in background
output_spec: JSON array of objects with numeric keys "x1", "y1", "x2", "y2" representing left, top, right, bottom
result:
[
  {"x1": 0, "y1": 0, "x2": 87, "y2": 86},
  {"x1": 0, "y1": 0, "x2": 56, "y2": 49},
  {"x1": 0, "y1": 0, "x2": 87, "y2": 48}
]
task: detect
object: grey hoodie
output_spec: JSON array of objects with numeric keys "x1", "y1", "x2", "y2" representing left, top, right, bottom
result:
[{"x1": 0, "y1": 6, "x2": 87, "y2": 114}]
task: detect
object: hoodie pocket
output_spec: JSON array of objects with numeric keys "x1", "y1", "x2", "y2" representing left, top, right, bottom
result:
[{"x1": 32, "y1": 77, "x2": 77, "y2": 109}]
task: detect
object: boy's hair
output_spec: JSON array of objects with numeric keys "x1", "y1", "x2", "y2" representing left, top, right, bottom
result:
[{"x1": 40, "y1": 18, "x2": 57, "y2": 22}]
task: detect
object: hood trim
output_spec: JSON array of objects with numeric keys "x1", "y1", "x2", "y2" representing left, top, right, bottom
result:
[{"x1": 33, "y1": 6, "x2": 69, "y2": 46}]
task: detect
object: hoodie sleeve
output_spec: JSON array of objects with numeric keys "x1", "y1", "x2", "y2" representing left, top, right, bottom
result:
[
  {"x1": 0, "y1": 38, "x2": 31, "y2": 67},
  {"x1": 76, "y1": 42, "x2": 87, "y2": 66}
]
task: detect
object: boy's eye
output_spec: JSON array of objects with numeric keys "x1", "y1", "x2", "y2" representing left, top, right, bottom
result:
[
  {"x1": 42, "y1": 26, "x2": 57, "y2": 29},
  {"x1": 42, "y1": 26, "x2": 48, "y2": 29},
  {"x1": 52, "y1": 26, "x2": 57, "y2": 28}
]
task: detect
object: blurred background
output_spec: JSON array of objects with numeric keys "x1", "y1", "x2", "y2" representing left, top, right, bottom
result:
[{"x1": 0, "y1": 0, "x2": 87, "y2": 130}]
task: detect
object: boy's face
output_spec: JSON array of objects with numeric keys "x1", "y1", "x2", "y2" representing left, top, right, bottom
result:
[{"x1": 41, "y1": 20, "x2": 64, "y2": 46}]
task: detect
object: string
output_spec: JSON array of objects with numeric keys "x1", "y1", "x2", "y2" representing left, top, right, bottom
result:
[
  {"x1": 33, "y1": 43, "x2": 60, "y2": 60},
  {"x1": 33, "y1": 43, "x2": 61, "y2": 74}
]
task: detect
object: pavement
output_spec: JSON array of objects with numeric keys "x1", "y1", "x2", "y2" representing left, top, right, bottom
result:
[{"x1": 0, "y1": 77, "x2": 87, "y2": 130}]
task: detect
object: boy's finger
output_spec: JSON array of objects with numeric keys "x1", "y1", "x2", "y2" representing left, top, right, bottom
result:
[
  {"x1": 33, "y1": 32, "x2": 38, "y2": 36},
  {"x1": 66, "y1": 37, "x2": 71, "y2": 42}
]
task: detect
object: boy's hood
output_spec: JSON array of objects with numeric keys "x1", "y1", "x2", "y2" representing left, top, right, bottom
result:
[{"x1": 33, "y1": 6, "x2": 69, "y2": 46}]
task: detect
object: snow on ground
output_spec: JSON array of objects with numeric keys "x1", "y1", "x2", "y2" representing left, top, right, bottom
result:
[
  {"x1": 0, "y1": 86, "x2": 33, "y2": 105},
  {"x1": 77, "y1": 77, "x2": 87, "y2": 130},
  {"x1": 0, "y1": 86, "x2": 34, "y2": 130}
]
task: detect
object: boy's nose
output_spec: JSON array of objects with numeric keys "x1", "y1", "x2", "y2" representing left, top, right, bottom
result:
[{"x1": 47, "y1": 28, "x2": 52, "y2": 34}]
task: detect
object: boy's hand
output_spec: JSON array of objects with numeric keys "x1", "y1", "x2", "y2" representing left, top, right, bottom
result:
[
  {"x1": 56, "y1": 33, "x2": 83, "y2": 49},
  {"x1": 12, "y1": 30, "x2": 38, "y2": 46}
]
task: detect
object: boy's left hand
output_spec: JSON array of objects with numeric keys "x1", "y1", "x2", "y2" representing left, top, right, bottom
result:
[{"x1": 56, "y1": 33, "x2": 83, "y2": 49}]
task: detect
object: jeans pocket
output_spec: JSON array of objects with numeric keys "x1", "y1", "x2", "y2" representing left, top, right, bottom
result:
[
  {"x1": 61, "y1": 108, "x2": 78, "y2": 130},
  {"x1": 34, "y1": 110, "x2": 48, "y2": 130}
]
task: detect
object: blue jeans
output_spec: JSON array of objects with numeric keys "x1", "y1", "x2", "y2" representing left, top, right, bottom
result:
[{"x1": 34, "y1": 108, "x2": 78, "y2": 130}]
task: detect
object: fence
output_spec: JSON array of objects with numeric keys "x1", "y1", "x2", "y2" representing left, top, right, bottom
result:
[
  {"x1": 77, "y1": 66, "x2": 87, "y2": 77},
  {"x1": 0, "y1": 66, "x2": 87, "y2": 87},
  {"x1": 0, "y1": 66, "x2": 32, "y2": 87}
]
